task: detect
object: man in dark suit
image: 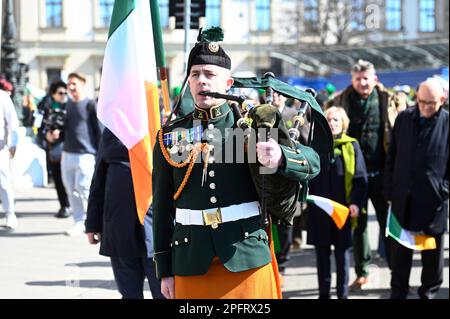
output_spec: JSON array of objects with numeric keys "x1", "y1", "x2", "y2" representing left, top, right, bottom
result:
[
  {"x1": 384, "y1": 78, "x2": 449, "y2": 299},
  {"x1": 85, "y1": 129, "x2": 164, "y2": 299}
]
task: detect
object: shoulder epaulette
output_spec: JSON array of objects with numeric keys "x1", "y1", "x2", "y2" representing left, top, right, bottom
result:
[{"x1": 162, "y1": 111, "x2": 194, "y2": 132}]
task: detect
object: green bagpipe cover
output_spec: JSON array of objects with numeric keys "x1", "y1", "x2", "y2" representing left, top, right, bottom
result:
[{"x1": 234, "y1": 77, "x2": 333, "y2": 225}]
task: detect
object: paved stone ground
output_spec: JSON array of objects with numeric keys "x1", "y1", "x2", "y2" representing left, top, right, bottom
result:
[
  {"x1": 0, "y1": 186, "x2": 448, "y2": 299},
  {"x1": 0, "y1": 187, "x2": 122, "y2": 299}
]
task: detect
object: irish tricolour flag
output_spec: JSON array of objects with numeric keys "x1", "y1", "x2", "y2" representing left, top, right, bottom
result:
[
  {"x1": 307, "y1": 195, "x2": 350, "y2": 229},
  {"x1": 386, "y1": 209, "x2": 436, "y2": 251},
  {"x1": 97, "y1": 0, "x2": 162, "y2": 224}
]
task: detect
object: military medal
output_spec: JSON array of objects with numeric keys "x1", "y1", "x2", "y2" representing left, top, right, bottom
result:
[
  {"x1": 163, "y1": 126, "x2": 203, "y2": 149},
  {"x1": 169, "y1": 144, "x2": 179, "y2": 154}
]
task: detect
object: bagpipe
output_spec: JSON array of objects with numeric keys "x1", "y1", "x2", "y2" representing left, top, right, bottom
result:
[
  {"x1": 167, "y1": 73, "x2": 333, "y2": 225},
  {"x1": 235, "y1": 73, "x2": 332, "y2": 225}
]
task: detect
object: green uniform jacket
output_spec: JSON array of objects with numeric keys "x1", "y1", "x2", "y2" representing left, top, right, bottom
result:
[{"x1": 152, "y1": 103, "x2": 320, "y2": 278}]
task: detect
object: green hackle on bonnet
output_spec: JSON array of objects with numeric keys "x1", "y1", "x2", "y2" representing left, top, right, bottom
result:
[{"x1": 197, "y1": 26, "x2": 224, "y2": 43}]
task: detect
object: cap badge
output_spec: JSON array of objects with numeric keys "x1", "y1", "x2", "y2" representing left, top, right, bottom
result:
[{"x1": 208, "y1": 42, "x2": 219, "y2": 53}]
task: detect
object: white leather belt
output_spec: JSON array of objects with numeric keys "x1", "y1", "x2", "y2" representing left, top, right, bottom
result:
[{"x1": 176, "y1": 201, "x2": 260, "y2": 229}]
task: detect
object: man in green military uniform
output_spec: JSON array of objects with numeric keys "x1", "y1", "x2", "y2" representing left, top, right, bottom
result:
[{"x1": 152, "y1": 28, "x2": 321, "y2": 299}]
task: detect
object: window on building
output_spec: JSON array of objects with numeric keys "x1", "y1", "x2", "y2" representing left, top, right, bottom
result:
[
  {"x1": 99, "y1": 0, "x2": 114, "y2": 28},
  {"x1": 419, "y1": 0, "x2": 436, "y2": 32},
  {"x1": 303, "y1": 0, "x2": 318, "y2": 31},
  {"x1": 350, "y1": 0, "x2": 365, "y2": 31},
  {"x1": 386, "y1": 0, "x2": 402, "y2": 31},
  {"x1": 47, "y1": 68, "x2": 62, "y2": 86},
  {"x1": 255, "y1": 0, "x2": 271, "y2": 31},
  {"x1": 159, "y1": 0, "x2": 169, "y2": 28},
  {"x1": 206, "y1": 0, "x2": 221, "y2": 27},
  {"x1": 45, "y1": 0, "x2": 62, "y2": 28}
]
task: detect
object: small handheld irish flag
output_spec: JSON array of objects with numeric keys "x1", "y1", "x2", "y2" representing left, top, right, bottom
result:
[
  {"x1": 307, "y1": 195, "x2": 350, "y2": 229},
  {"x1": 386, "y1": 208, "x2": 436, "y2": 251}
]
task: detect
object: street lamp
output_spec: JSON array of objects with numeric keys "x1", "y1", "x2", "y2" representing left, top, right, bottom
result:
[{"x1": 1, "y1": 0, "x2": 28, "y2": 123}]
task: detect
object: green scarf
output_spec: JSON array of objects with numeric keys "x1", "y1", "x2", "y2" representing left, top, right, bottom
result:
[
  {"x1": 51, "y1": 101, "x2": 64, "y2": 110},
  {"x1": 333, "y1": 133, "x2": 357, "y2": 203}
]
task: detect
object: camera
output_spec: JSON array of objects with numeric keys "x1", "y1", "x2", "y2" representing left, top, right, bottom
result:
[{"x1": 43, "y1": 108, "x2": 66, "y2": 131}]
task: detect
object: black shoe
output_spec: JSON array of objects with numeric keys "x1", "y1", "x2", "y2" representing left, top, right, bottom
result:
[{"x1": 55, "y1": 207, "x2": 71, "y2": 218}]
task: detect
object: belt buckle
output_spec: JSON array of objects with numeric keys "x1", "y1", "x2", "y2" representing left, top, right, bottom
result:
[{"x1": 202, "y1": 208, "x2": 222, "y2": 229}]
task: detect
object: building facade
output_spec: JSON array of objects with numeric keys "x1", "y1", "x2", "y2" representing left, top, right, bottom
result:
[{"x1": 3, "y1": 0, "x2": 449, "y2": 96}]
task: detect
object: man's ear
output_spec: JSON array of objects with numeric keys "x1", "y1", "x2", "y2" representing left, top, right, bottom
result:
[{"x1": 226, "y1": 77, "x2": 234, "y2": 90}]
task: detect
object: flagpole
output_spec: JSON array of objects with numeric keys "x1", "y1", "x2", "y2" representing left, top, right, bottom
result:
[
  {"x1": 150, "y1": 0, "x2": 171, "y2": 113},
  {"x1": 183, "y1": 0, "x2": 191, "y2": 75},
  {"x1": 161, "y1": 0, "x2": 191, "y2": 126}
]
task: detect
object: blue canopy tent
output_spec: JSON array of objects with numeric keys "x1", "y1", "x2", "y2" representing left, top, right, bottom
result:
[{"x1": 279, "y1": 67, "x2": 448, "y2": 92}]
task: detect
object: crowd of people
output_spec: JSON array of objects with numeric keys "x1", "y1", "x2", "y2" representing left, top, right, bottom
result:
[
  {"x1": 1, "y1": 72, "x2": 163, "y2": 299},
  {"x1": 267, "y1": 59, "x2": 448, "y2": 299},
  {"x1": 0, "y1": 29, "x2": 448, "y2": 300}
]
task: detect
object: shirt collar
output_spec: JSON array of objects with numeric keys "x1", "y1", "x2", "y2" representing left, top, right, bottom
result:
[{"x1": 193, "y1": 103, "x2": 231, "y2": 121}]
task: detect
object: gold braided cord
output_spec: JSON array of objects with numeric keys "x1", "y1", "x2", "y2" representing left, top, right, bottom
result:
[
  {"x1": 158, "y1": 129, "x2": 192, "y2": 168},
  {"x1": 173, "y1": 146, "x2": 201, "y2": 200},
  {"x1": 158, "y1": 129, "x2": 207, "y2": 200}
]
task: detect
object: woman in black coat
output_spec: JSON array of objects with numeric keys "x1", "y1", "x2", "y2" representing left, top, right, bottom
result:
[
  {"x1": 85, "y1": 128, "x2": 164, "y2": 299},
  {"x1": 307, "y1": 106, "x2": 368, "y2": 299}
]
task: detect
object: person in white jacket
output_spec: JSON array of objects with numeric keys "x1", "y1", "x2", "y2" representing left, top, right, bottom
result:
[{"x1": 0, "y1": 87, "x2": 20, "y2": 229}]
